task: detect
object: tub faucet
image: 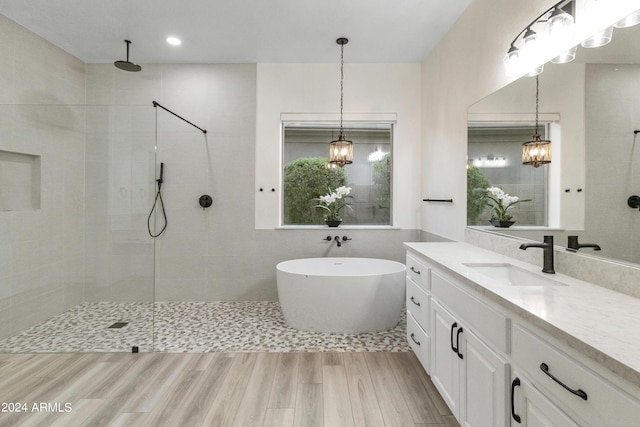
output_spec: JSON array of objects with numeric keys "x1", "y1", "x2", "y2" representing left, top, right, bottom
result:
[
  {"x1": 567, "y1": 235, "x2": 601, "y2": 252},
  {"x1": 519, "y1": 235, "x2": 555, "y2": 274},
  {"x1": 334, "y1": 236, "x2": 342, "y2": 247}
]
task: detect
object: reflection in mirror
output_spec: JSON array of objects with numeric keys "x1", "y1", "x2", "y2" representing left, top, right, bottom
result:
[
  {"x1": 467, "y1": 125, "x2": 548, "y2": 226},
  {"x1": 467, "y1": 22, "x2": 640, "y2": 265}
]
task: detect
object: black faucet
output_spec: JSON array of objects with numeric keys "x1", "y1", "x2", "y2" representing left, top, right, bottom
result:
[
  {"x1": 519, "y1": 235, "x2": 555, "y2": 274},
  {"x1": 334, "y1": 236, "x2": 342, "y2": 247},
  {"x1": 567, "y1": 235, "x2": 601, "y2": 252}
]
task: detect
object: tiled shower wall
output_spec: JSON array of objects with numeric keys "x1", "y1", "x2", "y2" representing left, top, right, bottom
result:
[
  {"x1": 584, "y1": 63, "x2": 640, "y2": 265},
  {"x1": 0, "y1": 15, "x2": 86, "y2": 339}
]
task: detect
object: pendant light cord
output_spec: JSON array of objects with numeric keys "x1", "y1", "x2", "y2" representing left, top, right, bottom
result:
[
  {"x1": 339, "y1": 41, "x2": 345, "y2": 136},
  {"x1": 535, "y1": 75, "x2": 540, "y2": 137}
]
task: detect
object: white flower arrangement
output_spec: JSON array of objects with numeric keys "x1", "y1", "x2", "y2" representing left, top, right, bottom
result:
[
  {"x1": 484, "y1": 186, "x2": 528, "y2": 222},
  {"x1": 314, "y1": 186, "x2": 352, "y2": 222}
]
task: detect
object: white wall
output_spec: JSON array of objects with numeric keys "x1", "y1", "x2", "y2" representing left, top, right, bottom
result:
[
  {"x1": 83, "y1": 62, "x2": 422, "y2": 303},
  {"x1": 255, "y1": 63, "x2": 422, "y2": 230}
]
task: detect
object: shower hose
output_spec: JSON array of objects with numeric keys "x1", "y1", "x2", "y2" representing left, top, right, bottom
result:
[{"x1": 147, "y1": 163, "x2": 167, "y2": 238}]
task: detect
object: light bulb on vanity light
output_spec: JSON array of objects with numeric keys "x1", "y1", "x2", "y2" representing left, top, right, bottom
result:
[
  {"x1": 614, "y1": 9, "x2": 640, "y2": 28},
  {"x1": 166, "y1": 36, "x2": 182, "y2": 46},
  {"x1": 551, "y1": 45, "x2": 577, "y2": 64},
  {"x1": 581, "y1": 26, "x2": 613, "y2": 48},
  {"x1": 527, "y1": 64, "x2": 544, "y2": 77},
  {"x1": 546, "y1": 6, "x2": 574, "y2": 36}
]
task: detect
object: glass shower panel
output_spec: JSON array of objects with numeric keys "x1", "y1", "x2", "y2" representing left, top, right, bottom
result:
[
  {"x1": 150, "y1": 118, "x2": 211, "y2": 352},
  {"x1": 0, "y1": 104, "x2": 156, "y2": 353},
  {"x1": 84, "y1": 105, "x2": 156, "y2": 352},
  {"x1": 0, "y1": 104, "x2": 86, "y2": 351}
]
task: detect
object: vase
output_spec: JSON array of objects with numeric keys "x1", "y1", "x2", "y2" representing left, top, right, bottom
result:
[
  {"x1": 325, "y1": 220, "x2": 342, "y2": 227},
  {"x1": 490, "y1": 219, "x2": 515, "y2": 228}
]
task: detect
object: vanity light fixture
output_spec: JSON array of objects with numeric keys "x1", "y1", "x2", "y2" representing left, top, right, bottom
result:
[
  {"x1": 329, "y1": 37, "x2": 353, "y2": 167},
  {"x1": 522, "y1": 75, "x2": 551, "y2": 168},
  {"x1": 504, "y1": 0, "x2": 576, "y2": 76},
  {"x1": 471, "y1": 155, "x2": 507, "y2": 168},
  {"x1": 504, "y1": 0, "x2": 640, "y2": 77},
  {"x1": 367, "y1": 147, "x2": 387, "y2": 162}
]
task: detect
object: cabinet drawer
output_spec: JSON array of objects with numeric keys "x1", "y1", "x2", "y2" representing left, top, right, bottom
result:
[
  {"x1": 406, "y1": 276, "x2": 429, "y2": 330},
  {"x1": 512, "y1": 324, "x2": 640, "y2": 426},
  {"x1": 407, "y1": 311, "x2": 430, "y2": 374},
  {"x1": 431, "y1": 269, "x2": 509, "y2": 354},
  {"x1": 406, "y1": 252, "x2": 429, "y2": 291}
]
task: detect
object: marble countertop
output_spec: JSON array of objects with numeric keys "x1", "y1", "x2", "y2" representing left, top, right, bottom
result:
[{"x1": 404, "y1": 241, "x2": 640, "y2": 390}]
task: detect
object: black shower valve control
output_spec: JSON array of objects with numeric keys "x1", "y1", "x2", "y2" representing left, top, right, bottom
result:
[{"x1": 199, "y1": 194, "x2": 213, "y2": 210}]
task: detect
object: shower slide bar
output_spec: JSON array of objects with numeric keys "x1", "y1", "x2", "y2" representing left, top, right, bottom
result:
[{"x1": 152, "y1": 101, "x2": 207, "y2": 134}]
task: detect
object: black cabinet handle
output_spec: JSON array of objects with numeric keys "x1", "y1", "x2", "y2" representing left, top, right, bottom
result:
[
  {"x1": 410, "y1": 333, "x2": 421, "y2": 346},
  {"x1": 511, "y1": 377, "x2": 521, "y2": 423},
  {"x1": 410, "y1": 266, "x2": 421, "y2": 275},
  {"x1": 410, "y1": 296, "x2": 421, "y2": 307},
  {"x1": 456, "y1": 327, "x2": 464, "y2": 359},
  {"x1": 539, "y1": 363, "x2": 588, "y2": 401},
  {"x1": 450, "y1": 322, "x2": 458, "y2": 354}
]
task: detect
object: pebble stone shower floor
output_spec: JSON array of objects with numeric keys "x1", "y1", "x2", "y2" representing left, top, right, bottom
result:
[{"x1": 0, "y1": 301, "x2": 410, "y2": 353}]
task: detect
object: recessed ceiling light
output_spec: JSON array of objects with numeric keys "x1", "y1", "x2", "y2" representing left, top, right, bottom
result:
[{"x1": 166, "y1": 36, "x2": 181, "y2": 46}]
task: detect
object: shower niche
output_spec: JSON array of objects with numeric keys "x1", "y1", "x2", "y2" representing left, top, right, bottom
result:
[{"x1": 0, "y1": 150, "x2": 41, "y2": 212}]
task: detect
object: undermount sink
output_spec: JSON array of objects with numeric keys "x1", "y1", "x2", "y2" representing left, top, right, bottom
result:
[{"x1": 463, "y1": 263, "x2": 567, "y2": 287}]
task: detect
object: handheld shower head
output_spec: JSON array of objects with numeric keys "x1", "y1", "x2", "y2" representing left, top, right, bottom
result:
[
  {"x1": 114, "y1": 40, "x2": 141, "y2": 72},
  {"x1": 157, "y1": 162, "x2": 164, "y2": 185}
]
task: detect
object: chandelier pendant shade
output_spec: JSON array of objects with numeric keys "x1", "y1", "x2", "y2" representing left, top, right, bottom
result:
[
  {"x1": 329, "y1": 37, "x2": 353, "y2": 167},
  {"x1": 523, "y1": 75, "x2": 551, "y2": 168}
]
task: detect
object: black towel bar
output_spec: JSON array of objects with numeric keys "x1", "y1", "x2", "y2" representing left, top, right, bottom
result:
[{"x1": 423, "y1": 198, "x2": 453, "y2": 203}]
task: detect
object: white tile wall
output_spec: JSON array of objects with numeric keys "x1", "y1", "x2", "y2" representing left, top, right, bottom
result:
[{"x1": 585, "y1": 64, "x2": 640, "y2": 265}]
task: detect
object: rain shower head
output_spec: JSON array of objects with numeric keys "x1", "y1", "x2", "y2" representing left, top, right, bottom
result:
[{"x1": 114, "y1": 40, "x2": 141, "y2": 72}]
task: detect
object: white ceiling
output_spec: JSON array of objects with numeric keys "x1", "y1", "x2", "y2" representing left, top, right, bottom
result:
[{"x1": 0, "y1": 0, "x2": 471, "y2": 64}]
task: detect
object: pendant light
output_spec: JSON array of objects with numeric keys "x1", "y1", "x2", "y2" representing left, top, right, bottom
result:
[
  {"x1": 522, "y1": 75, "x2": 552, "y2": 167},
  {"x1": 329, "y1": 37, "x2": 353, "y2": 167}
]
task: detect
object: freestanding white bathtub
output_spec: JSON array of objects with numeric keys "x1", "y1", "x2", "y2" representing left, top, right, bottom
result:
[{"x1": 276, "y1": 257, "x2": 406, "y2": 333}]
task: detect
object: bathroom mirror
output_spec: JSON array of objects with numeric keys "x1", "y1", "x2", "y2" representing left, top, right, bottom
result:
[{"x1": 467, "y1": 22, "x2": 640, "y2": 265}]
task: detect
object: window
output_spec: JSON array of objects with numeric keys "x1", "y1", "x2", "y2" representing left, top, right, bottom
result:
[
  {"x1": 467, "y1": 124, "x2": 548, "y2": 226},
  {"x1": 282, "y1": 122, "x2": 393, "y2": 226}
]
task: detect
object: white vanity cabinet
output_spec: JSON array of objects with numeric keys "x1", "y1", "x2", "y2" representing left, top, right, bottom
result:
[
  {"x1": 405, "y1": 252, "x2": 431, "y2": 372},
  {"x1": 429, "y1": 271, "x2": 509, "y2": 427},
  {"x1": 405, "y1": 242, "x2": 640, "y2": 427},
  {"x1": 510, "y1": 371, "x2": 580, "y2": 427},
  {"x1": 510, "y1": 324, "x2": 640, "y2": 427}
]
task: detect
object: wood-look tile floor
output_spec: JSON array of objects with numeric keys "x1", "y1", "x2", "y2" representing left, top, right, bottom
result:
[{"x1": 0, "y1": 351, "x2": 459, "y2": 427}]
